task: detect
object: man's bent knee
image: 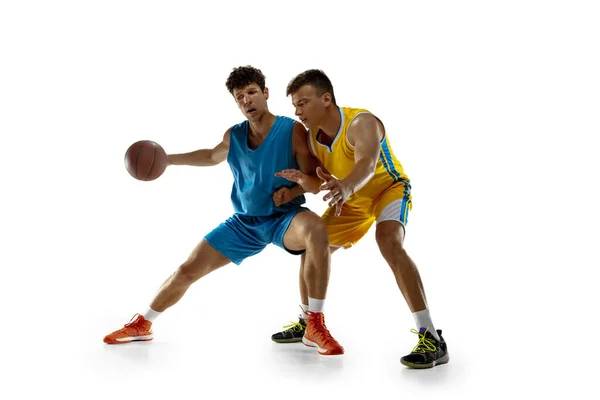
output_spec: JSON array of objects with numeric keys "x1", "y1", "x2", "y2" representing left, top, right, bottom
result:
[
  {"x1": 305, "y1": 220, "x2": 330, "y2": 247},
  {"x1": 376, "y1": 221, "x2": 404, "y2": 244},
  {"x1": 174, "y1": 257, "x2": 220, "y2": 286}
]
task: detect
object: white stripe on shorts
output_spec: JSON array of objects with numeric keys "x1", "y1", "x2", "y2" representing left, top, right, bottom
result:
[{"x1": 376, "y1": 199, "x2": 407, "y2": 226}]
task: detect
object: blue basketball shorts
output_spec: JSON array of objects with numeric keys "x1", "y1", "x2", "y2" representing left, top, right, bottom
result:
[{"x1": 204, "y1": 207, "x2": 309, "y2": 265}]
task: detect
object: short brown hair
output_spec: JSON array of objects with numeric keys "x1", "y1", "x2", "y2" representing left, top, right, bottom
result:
[
  {"x1": 286, "y1": 69, "x2": 336, "y2": 104},
  {"x1": 225, "y1": 66, "x2": 266, "y2": 95}
]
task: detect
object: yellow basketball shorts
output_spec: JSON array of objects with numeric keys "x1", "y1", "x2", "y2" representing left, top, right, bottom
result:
[{"x1": 321, "y1": 181, "x2": 412, "y2": 248}]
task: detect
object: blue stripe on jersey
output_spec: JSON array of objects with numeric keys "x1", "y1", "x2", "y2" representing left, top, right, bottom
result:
[
  {"x1": 381, "y1": 139, "x2": 402, "y2": 181},
  {"x1": 379, "y1": 151, "x2": 398, "y2": 183}
]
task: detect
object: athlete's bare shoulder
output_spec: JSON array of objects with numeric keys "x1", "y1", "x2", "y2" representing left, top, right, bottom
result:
[
  {"x1": 292, "y1": 121, "x2": 308, "y2": 138},
  {"x1": 291, "y1": 121, "x2": 310, "y2": 155},
  {"x1": 222, "y1": 127, "x2": 231, "y2": 145},
  {"x1": 347, "y1": 112, "x2": 384, "y2": 146}
]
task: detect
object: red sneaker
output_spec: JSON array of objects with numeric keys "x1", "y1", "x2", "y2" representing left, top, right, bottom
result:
[
  {"x1": 103, "y1": 313, "x2": 153, "y2": 344},
  {"x1": 302, "y1": 312, "x2": 344, "y2": 356}
]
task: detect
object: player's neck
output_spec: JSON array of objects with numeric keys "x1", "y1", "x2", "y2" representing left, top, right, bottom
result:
[
  {"x1": 319, "y1": 105, "x2": 341, "y2": 139},
  {"x1": 248, "y1": 111, "x2": 276, "y2": 138}
]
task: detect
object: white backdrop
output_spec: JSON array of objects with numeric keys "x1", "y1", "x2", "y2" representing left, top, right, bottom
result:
[{"x1": 1, "y1": 1, "x2": 599, "y2": 399}]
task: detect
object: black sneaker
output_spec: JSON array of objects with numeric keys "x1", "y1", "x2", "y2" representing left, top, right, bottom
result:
[
  {"x1": 400, "y1": 328, "x2": 449, "y2": 369},
  {"x1": 271, "y1": 318, "x2": 306, "y2": 343}
]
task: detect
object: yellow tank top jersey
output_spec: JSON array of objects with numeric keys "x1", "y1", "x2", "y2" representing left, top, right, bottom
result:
[{"x1": 308, "y1": 107, "x2": 409, "y2": 205}]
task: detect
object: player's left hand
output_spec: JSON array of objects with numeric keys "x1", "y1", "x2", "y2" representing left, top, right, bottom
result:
[
  {"x1": 273, "y1": 186, "x2": 295, "y2": 207},
  {"x1": 317, "y1": 167, "x2": 352, "y2": 217}
]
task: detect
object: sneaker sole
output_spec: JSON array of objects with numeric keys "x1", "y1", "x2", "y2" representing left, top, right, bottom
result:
[
  {"x1": 302, "y1": 337, "x2": 344, "y2": 356},
  {"x1": 104, "y1": 334, "x2": 154, "y2": 344},
  {"x1": 400, "y1": 353, "x2": 450, "y2": 369},
  {"x1": 271, "y1": 337, "x2": 304, "y2": 343}
]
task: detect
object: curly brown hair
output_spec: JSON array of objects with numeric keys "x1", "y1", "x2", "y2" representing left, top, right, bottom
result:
[
  {"x1": 286, "y1": 69, "x2": 336, "y2": 105},
  {"x1": 225, "y1": 66, "x2": 266, "y2": 95}
]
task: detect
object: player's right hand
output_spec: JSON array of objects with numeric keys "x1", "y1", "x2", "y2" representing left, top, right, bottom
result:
[
  {"x1": 275, "y1": 169, "x2": 307, "y2": 185},
  {"x1": 317, "y1": 167, "x2": 351, "y2": 217}
]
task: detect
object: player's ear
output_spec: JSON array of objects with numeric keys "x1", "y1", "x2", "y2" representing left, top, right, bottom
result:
[
  {"x1": 322, "y1": 92, "x2": 332, "y2": 106},
  {"x1": 264, "y1": 87, "x2": 269, "y2": 100}
]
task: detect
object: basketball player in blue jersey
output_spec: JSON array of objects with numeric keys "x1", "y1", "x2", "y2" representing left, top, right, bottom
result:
[
  {"x1": 271, "y1": 69, "x2": 448, "y2": 368},
  {"x1": 103, "y1": 66, "x2": 344, "y2": 356}
]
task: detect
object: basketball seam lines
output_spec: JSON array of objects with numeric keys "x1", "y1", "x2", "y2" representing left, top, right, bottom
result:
[
  {"x1": 134, "y1": 145, "x2": 142, "y2": 179},
  {"x1": 143, "y1": 142, "x2": 157, "y2": 181}
]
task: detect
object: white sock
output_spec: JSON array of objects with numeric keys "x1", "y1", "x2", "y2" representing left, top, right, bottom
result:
[
  {"x1": 412, "y1": 308, "x2": 440, "y2": 341},
  {"x1": 308, "y1": 297, "x2": 325, "y2": 314},
  {"x1": 143, "y1": 307, "x2": 162, "y2": 323},
  {"x1": 299, "y1": 304, "x2": 309, "y2": 320}
]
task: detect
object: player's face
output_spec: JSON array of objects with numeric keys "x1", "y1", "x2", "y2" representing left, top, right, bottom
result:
[
  {"x1": 291, "y1": 85, "x2": 327, "y2": 130},
  {"x1": 233, "y1": 83, "x2": 269, "y2": 121}
]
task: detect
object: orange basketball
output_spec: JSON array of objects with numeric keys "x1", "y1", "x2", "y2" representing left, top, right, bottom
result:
[{"x1": 124, "y1": 140, "x2": 168, "y2": 181}]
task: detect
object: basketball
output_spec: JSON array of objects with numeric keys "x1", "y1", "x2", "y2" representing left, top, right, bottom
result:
[{"x1": 124, "y1": 140, "x2": 168, "y2": 181}]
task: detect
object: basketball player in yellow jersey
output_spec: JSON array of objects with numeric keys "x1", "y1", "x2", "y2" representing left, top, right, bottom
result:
[{"x1": 271, "y1": 69, "x2": 449, "y2": 368}]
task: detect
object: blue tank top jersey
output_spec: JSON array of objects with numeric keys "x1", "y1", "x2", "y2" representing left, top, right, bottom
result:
[{"x1": 227, "y1": 116, "x2": 306, "y2": 216}]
